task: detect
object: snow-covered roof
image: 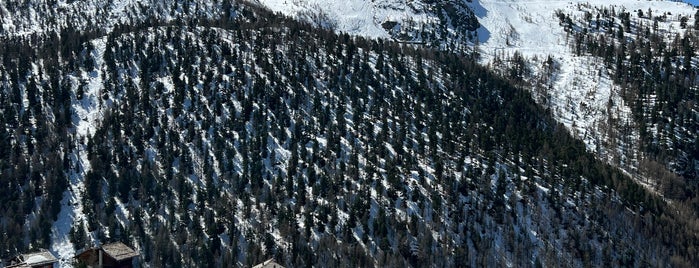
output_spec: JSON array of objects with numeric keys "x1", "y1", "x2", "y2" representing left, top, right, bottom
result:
[
  {"x1": 101, "y1": 242, "x2": 139, "y2": 262},
  {"x1": 6, "y1": 249, "x2": 58, "y2": 268},
  {"x1": 252, "y1": 258, "x2": 284, "y2": 268}
]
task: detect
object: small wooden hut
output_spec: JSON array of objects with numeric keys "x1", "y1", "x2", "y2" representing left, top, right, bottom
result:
[{"x1": 74, "y1": 242, "x2": 138, "y2": 268}]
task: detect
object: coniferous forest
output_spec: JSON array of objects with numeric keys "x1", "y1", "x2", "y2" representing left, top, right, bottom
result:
[
  {"x1": 1, "y1": 0, "x2": 699, "y2": 267},
  {"x1": 556, "y1": 3, "x2": 699, "y2": 221}
]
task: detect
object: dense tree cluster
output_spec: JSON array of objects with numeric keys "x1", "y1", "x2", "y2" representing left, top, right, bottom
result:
[
  {"x1": 0, "y1": 28, "x2": 77, "y2": 256},
  {"x1": 0, "y1": 1, "x2": 698, "y2": 267}
]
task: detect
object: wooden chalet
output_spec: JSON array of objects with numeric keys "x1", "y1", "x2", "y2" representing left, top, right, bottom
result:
[
  {"x1": 6, "y1": 249, "x2": 58, "y2": 268},
  {"x1": 252, "y1": 258, "x2": 284, "y2": 268},
  {"x1": 74, "y1": 242, "x2": 138, "y2": 268}
]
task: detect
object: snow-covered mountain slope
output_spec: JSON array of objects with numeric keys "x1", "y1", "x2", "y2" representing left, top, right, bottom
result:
[
  {"x1": 2, "y1": 1, "x2": 699, "y2": 267},
  {"x1": 473, "y1": 0, "x2": 693, "y2": 60},
  {"x1": 253, "y1": 0, "x2": 698, "y2": 190},
  {"x1": 472, "y1": 0, "x2": 697, "y2": 191},
  {"x1": 255, "y1": 0, "x2": 479, "y2": 47},
  {"x1": 49, "y1": 22, "x2": 694, "y2": 266},
  {"x1": 50, "y1": 37, "x2": 109, "y2": 267},
  {"x1": 256, "y1": 0, "x2": 397, "y2": 36},
  {"x1": 3, "y1": 3, "x2": 699, "y2": 266},
  {"x1": 0, "y1": 0, "x2": 228, "y2": 37}
]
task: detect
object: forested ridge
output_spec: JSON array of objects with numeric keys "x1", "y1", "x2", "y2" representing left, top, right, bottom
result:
[{"x1": 0, "y1": 0, "x2": 698, "y2": 267}]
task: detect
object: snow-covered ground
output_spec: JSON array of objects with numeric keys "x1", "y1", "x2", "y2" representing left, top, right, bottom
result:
[
  {"x1": 474, "y1": 0, "x2": 694, "y2": 54},
  {"x1": 251, "y1": 0, "x2": 698, "y2": 191},
  {"x1": 50, "y1": 37, "x2": 108, "y2": 267},
  {"x1": 472, "y1": 0, "x2": 695, "y2": 188},
  {"x1": 256, "y1": 0, "x2": 435, "y2": 38},
  {"x1": 13, "y1": 1, "x2": 693, "y2": 266}
]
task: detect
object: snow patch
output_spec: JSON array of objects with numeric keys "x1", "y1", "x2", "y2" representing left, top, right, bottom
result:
[{"x1": 51, "y1": 37, "x2": 109, "y2": 267}]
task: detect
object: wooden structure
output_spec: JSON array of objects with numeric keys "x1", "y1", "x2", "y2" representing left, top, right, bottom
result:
[
  {"x1": 6, "y1": 249, "x2": 58, "y2": 268},
  {"x1": 75, "y1": 242, "x2": 138, "y2": 268},
  {"x1": 252, "y1": 258, "x2": 284, "y2": 268}
]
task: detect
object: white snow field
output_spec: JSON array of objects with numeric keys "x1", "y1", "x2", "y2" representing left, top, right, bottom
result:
[{"x1": 256, "y1": 0, "x2": 437, "y2": 38}]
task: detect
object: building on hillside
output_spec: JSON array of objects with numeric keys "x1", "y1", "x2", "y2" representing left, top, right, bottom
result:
[
  {"x1": 252, "y1": 258, "x2": 284, "y2": 268},
  {"x1": 74, "y1": 242, "x2": 138, "y2": 268},
  {"x1": 6, "y1": 249, "x2": 58, "y2": 268}
]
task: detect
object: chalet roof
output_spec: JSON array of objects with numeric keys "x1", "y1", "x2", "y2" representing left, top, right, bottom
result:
[
  {"x1": 252, "y1": 258, "x2": 284, "y2": 268},
  {"x1": 6, "y1": 249, "x2": 58, "y2": 268},
  {"x1": 101, "y1": 242, "x2": 139, "y2": 262}
]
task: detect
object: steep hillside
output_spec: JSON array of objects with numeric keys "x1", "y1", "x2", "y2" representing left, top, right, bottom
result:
[
  {"x1": 472, "y1": 0, "x2": 699, "y2": 203},
  {"x1": 253, "y1": 0, "x2": 699, "y2": 199},
  {"x1": 256, "y1": 0, "x2": 479, "y2": 49},
  {"x1": 1, "y1": 1, "x2": 699, "y2": 268},
  {"x1": 558, "y1": 1, "x2": 699, "y2": 207},
  {"x1": 0, "y1": 0, "x2": 232, "y2": 37}
]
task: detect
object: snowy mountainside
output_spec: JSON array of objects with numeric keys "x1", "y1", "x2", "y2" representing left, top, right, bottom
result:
[
  {"x1": 473, "y1": 0, "x2": 698, "y2": 194},
  {"x1": 556, "y1": 1, "x2": 699, "y2": 204},
  {"x1": 0, "y1": 0, "x2": 230, "y2": 37},
  {"x1": 1, "y1": 1, "x2": 699, "y2": 267},
  {"x1": 255, "y1": 0, "x2": 479, "y2": 48},
  {"x1": 51, "y1": 21, "x2": 695, "y2": 266},
  {"x1": 253, "y1": 0, "x2": 698, "y2": 194}
]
